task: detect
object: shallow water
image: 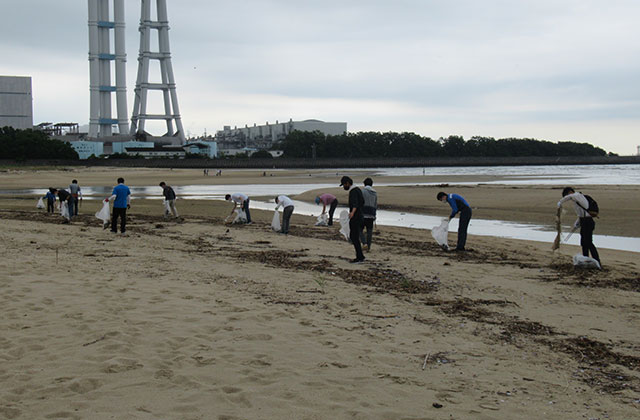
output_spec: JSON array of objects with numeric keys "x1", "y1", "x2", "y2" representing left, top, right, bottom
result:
[{"x1": 4, "y1": 164, "x2": 639, "y2": 252}]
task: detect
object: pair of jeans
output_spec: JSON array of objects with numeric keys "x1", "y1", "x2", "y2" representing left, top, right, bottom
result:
[
  {"x1": 350, "y1": 217, "x2": 365, "y2": 260},
  {"x1": 111, "y1": 207, "x2": 127, "y2": 233},
  {"x1": 328, "y1": 199, "x2": 338, "y2": 225},
  {"x1": 580, "y1": 217, "x2": 600, "y2": 264},
  {"x1": 456, "y1": 207, "x2": 472, "y2": 250},
  {"x1": 281, "y1": 205, "x2": 294, "y2": 233},
  {"x1": 47, "y1": 200, "x2": 55, "y2": 213},
  {"x1": 68, "y1": 197, "x2": 76, "y2": 218},
  {"x1": 360, "y1": 218, "x2": 374, "y2": 248},
  {"x1": 243, "y1": 199, "x2": 251, "y2": 223}
]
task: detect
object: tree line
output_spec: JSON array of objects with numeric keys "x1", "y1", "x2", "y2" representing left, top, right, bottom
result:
[
  {"x1": 0, "y1": 127, "x2": 79, "y2": 160},
  {"x1": 276, "y1": 131, "x2": 609, "y2": 159}
]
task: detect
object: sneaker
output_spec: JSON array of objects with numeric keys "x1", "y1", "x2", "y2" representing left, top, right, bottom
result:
[{"x1": 349, "y1": 258, "x2": 365, "y2": 264}]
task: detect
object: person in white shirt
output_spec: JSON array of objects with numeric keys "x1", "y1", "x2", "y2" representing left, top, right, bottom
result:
[
  {"x1": 275, "y1": 195, "x2": 294, "y2": 234},
  {"x1": 557, "y1": 186, "x2": 600, "y2": 266},
  {"x1": 225, "y1": 193, "x2": 251, "y2": 224}
]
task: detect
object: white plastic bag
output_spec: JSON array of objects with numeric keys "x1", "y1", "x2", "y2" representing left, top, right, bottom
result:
[
  {"x1": 233, "y1": 208, "x2": 247, "y2": 224},
  {"x1": 338, "y1": 210, "x2": 350, "y2": 240},
  {"x1": 572, "y1": 254, "x2": 601, "y2": 269},
  {"x1": 271, "y1": 210, "x2": 281, "y2": 232},
  {"x1": 95, "y1": 201, "x2": 110, "y2": 223},
  {"x1": 431, "y1": 218, "x2": 450, "y2": 249},
  {"x1": 60, "y1": 201, "x2": 70, "y2": 220},
  {"x1": 37, "y1": 197, "x2": 45, "y2": 209},
  {"x1": 315, "y1": 213, "x2": 329, "y2": 226}
]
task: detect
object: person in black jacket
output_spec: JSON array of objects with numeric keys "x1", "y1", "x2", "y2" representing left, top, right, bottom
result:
[
  {"x1": 159, "y1": 182, "x2": 179, "y2": 219},
  {"x1": 340, "y1": 176, "x2": 365, "y2": 263}
]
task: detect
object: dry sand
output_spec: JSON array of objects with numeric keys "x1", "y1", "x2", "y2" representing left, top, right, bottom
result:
[{"x1": 1, "y1": 167, "x2": 639, "y2": 419}]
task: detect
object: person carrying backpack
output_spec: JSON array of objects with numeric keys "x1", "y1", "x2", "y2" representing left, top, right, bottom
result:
[{"x1": 557, "y1": 187, "x2": 601, "y2": 267}]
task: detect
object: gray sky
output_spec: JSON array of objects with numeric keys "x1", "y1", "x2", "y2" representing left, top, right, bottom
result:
[{"x1": 1, "y1": 0, "x2": 639, "y2": 154}]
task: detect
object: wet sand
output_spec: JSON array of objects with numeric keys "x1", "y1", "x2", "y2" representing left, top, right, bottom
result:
[{"x1": 0, "y1": 167, "x2": 639, "y2": 419}]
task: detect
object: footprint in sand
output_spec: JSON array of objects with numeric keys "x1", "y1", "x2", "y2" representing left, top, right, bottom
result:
[{"x1": 67, "y1": 378, "x2": 103, "y2": 394}]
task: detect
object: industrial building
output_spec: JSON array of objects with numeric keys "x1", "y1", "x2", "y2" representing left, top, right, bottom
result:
[
  {"x1": 215, "y1": 119, "x2": 347, "y2": 155},
  {"x1": 0, "y1": 76, "x2": 33, "y2": 130}
]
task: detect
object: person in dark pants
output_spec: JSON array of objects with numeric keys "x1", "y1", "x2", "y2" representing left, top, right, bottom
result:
[
  {"x1": 69, "y1": 179, "x2": 82, "y2": 217},
  {"x1": 275, "y1": 195, "x2": 294, "y2": 234},
  {"x1": 341, "y1": 176, "x2": 365, "y2": 263},
  {"x1": 315, "y1": 193, "x2": 338, "y2": 226},
  {"x1": 45, "y1": 188, "x2": 56, "y2": 213},
  {"x1": 437, "y1": 191, "x2": 472, "y2": 251},
  {"x1": 557, "y1": 186, "x2": 601, "y2": 267},
  {"x1": 360, "y1": 177, "x2": 378, "y2": 251},
  {"x1": 106, "y1": 177, "x2": 131, "y2": 235}
]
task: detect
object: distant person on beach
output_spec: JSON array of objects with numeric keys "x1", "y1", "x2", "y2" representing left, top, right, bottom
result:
[
  {"x1": 68, "y1": 179, "x2": 82, "y2": 217},
  {"x1": 360, "y1": 178, "x2": 378, "y2": 252},
  {"x1": 160, "y1": 182, "x2": 179, "y2": 219},
  {"x1": 341, "y1": 176, "x2": 365, "y2": 263},
  {"x1": 105, "y1": 177, "x2": 131, "y2": 235},
  {"x1": 45, "y1": 188, "x2": 56, "y2": 214},
  {"x1": 53, "y1": 188, "x2": 72, "y2": 222},
  {"x1": 225, "y1": 193, "x2": 251, "y2": 224},
  {"x1": 315, "y1": 193, "x2": 338, "y2": 226},
  {"x1": 557, "y1": 187, "x2": 601, "y2": 267},
  {"x1": 275, "y1": 195, "x2": 294, "y2": 234},
  {"x1": 437, "y1": 191, "x2": 472, "y2": 251}
]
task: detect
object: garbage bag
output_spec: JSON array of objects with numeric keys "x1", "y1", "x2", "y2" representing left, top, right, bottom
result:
[
  {"x1": 315, "y1": 213, "x2": 329, "y2": 226},
  {"x1": 271, "y1": 210, "x2": 281, "y2": 232},
  {"x1": 338, "y1": 210, "x2": 350, "y2": 240},
  {"x1": 233, "y1": 208, "x2": 247, "y2": 224},
  {"x1": 95, "y1": 201, "x2": 110, "y2": 223},
  {"x1": 60, "y1": 201, "x2": 70, "y2": 220},
  {"x1": 431, "y1": 218, "x2": 450, "y2": 250},
  {"x1": 572, "y1": 254, "x2": 601, "y2": 269},
  {"x1": 37, "y1": 197, "x2": 45, "y2": 209}
]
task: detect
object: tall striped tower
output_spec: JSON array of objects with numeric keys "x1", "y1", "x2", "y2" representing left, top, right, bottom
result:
[
  {"x1": 130, "y1": 0, "x2": 185, "y2": 143},
  {"x1": 87, "y1": 0, "x2": 128, "y2": 138}
]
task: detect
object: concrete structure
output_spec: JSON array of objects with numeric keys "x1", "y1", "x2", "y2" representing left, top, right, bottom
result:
[
  {"x1": 125, "y1": 144, "x2": 185, "y2": 158},
  {"x1": 88, "y1": 0, "x2": 128, "y2": 138},
  {"x1": 184, "y1": 141, "x2": 217, "y2": 158},
  {"x1": 130, "y1": 0, "x2": 185, "y2": 143},
  {"x1": 69, "y1": 141, "x2": 104, "y2": 159},
  {"x1": 0, "y1": 76, "x2": 33, "y2": 130},
  {"x1": 112, "y1": 140, "x2": 154, "y2": 154},
  {"x1": 215, "y1": 119, "x2": 347, "y2": 154}
]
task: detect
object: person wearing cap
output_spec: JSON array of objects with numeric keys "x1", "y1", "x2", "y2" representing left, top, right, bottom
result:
[
  {"x1": 275, "y1": 195, "x2": 295, "y2": 234},
  {"x1": 315, "y1": 193, "x2": 338, "y2": 226},
  {"x1": 360, "y1": 177, "x2": 378, "y2": 251},
  {"x1": 225, "y1": 193, "x2": 251, "y2": 224},
  {"x1": 340, "y1": 176, "x2": 365, "y2": 263},
  {"x1": 437, "y1": 191, "x2": 471, "y2": 251}
]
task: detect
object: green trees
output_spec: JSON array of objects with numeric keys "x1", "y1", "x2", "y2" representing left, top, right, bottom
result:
[
  {"x1": 0, "y1": 127, "x2": 79, "y2": 160},
  {"x1": 277, "y1": 131, "x2": 607, "y2": 159}
]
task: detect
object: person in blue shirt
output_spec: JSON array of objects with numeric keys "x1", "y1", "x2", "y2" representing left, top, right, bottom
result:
[
  {"x1": 44, "y1": 188, "x2": 56, "y2": 214},
  {"x1": 105, "y1": 177, "x2": 131, "y2": 234},
  {"x1": 437, "y1": 191, "x2": 472, "y2": 251}
]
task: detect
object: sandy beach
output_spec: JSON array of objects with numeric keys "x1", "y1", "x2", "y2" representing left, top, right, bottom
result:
[{"x1": 0, "y1": 167, "x2": 638, "y2": 419}]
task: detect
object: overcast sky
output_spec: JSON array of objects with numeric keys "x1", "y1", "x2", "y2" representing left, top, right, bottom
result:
[{"x1": 1, "y1": 0, "x2": 639, "y2": 154}]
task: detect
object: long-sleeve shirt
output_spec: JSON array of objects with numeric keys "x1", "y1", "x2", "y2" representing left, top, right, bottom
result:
[
  {"x1": 69, "y1": 183, "x2": 82, "y2": 197},
  {"x1": 45, "y1": 191, "x2": 56, "y2": 202},
  {"x1": 558, "y1": 192, "x2": 591, "y2": 219},
  {"x1": 57, "y1": 189, "x2": 71, "y2": 202},
  {"x1": 348, "y1": 187, "x2": 364, "y2": 221},
  {"x1": 318, "y1": 193, "x2": 336, "y2": 206},
  {"x1": 163, "y1": 186, "x2": 176, "y2": 200},
  {"x1": 362, "y1": 186, "x2": 377, "y2": 219},
  {"x1": 275, "y1": 195, "x2": 294, "y2": 209},
  {"x1": 446, "y1": 193, "x2": 470, "y2": 218}
]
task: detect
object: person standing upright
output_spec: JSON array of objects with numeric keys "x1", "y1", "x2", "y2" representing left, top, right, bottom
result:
[
  {"x1": 340, "y1": 176, "x2": 365, "y2": 263},
  {"x1": 315, "y1": 193, "x2": 338, "y2": 226},
  {"x1": 557, "y1": 186, "x2": 601, "y2": 267},
  {"x1": 160, "y1": 182, "x2": 179, "y2": 219},
  {"x1": 437, "y1": 191, "x2": 472, "y2": 251},
  {"x1": 360, "y1": 177, "x2": 378, "y2": 251},
  {"x1": 106, "y1": 177, "x2": 131, "y2": 235},
  {"x1": 275, "y1": 195, "x2": 294, "y2": 234},
  {"x1": 45, "y1": 188, "x2": 56, "y2": 214},
  {"x1": 68, "y1": 179, "x2": 82, "y2": 217}
]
